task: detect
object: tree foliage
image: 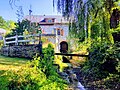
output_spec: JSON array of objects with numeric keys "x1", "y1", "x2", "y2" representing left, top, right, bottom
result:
[
  {"x1": 0, "y1": 16, "x2": 16, "y2": 33},
  {"x1": 55, "y1": 0, "x2": 120, "y2": 89},
  {"x1": 6, "y1": 19, "x2": 41, "y2": 36},
  {"x1": 0, "y1": 16, "x2": 6, "y2": 29},
  {"x1": 54, "y1": 0, "x2": 120, "y2": 43}
]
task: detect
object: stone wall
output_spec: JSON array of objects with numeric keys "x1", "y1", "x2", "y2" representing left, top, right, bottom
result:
[{"x1": 0, "y1": 45, "x2": 39, "y2": 58}]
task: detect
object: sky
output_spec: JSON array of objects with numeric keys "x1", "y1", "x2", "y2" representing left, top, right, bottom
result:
[{"x1": 0, "y1": 0, "x2": 61, "y2": 22}]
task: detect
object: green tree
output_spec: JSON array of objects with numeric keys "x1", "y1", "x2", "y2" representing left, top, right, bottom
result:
[
  {"x1": 7, "y1": 19, "x2": 41, "y2": 36},
  {"x1": 0, "y1": 16, "x2": 7, "y2": 29},
  {"x1": 6, "y1": 20, "x2": 16, "y2": 30},
  {"x1": 54, "y1": 0, "x2": 119, "y2": 43},
  {"x1": 0, "y1": 16, "x2": 16, "y2": 35}
]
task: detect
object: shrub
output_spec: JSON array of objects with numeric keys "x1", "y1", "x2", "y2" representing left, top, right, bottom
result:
[
  {"x1": 36, "y1": 43, "x2": 55, "y2": 77},
  {"x1": 0, "y1": 40, "x2": 3, "y2": 48},
  {"x1": 6, "y1": 44, "x2": 67, "y2": 90},
  {"x1": 104, "y1": 74, "x2": 120, "y2": 89},
  {"x1": 8, "y1": 67, "x2": 46, "y2": 90},
  {"x1": 82, "y1": 41, "x2": 120, "y2": 79}
]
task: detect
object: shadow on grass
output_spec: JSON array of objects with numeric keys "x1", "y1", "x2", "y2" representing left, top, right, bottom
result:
[
  {"x1": 0, "y1": 55, "x2": 30, "y2": 68},
  {"x1": 0, "y1": 59, "x2": 27, "y2": 66}
]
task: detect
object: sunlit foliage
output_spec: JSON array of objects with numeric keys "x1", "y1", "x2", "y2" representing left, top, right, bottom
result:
[
  {"x1": 54, "y1": 0, "x2": 120, "y2": 43},
  {"x1": 0, "y1": 44, "x2": 67, "y2": 90},
  {"x1": 0, "y1": 16, "x2": 16, "y2": 34}
]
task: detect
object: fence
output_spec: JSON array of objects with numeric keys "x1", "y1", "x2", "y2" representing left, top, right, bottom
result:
[{"x1": 3, "y1": 34, "x2": 56, "y2": 46}]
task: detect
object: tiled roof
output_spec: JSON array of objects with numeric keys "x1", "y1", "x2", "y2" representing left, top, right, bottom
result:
[{"x1": 24, "y1": 15, "x2": 69, "y2": 24}]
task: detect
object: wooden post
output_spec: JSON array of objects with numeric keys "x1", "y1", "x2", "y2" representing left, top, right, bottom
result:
[
  {"x1": 3, "y1": 37, "x2": 6, "y2": 46},
  {"x1": 15, "y1": 35, "x2": 18, "y2": 45}
]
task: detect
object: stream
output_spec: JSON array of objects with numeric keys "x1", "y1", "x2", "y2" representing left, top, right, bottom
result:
[{"x1": 58, "y1": 66, "x2": 86, "y2": 90}]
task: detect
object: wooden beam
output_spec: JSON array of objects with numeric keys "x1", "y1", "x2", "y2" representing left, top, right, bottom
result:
[{"x1": 54, "y1": 53, "x2": 89, "y2": 57}]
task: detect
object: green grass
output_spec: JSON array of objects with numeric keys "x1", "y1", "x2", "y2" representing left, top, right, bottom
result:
[
  {"x1": 0, "y1": 55, "x2": 30, "y2": 90},
  {"x1": 0, "y1": 55, "x2": 29, "y2": 71}
]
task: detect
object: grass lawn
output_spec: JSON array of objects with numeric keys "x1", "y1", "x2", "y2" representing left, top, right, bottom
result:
[
  {"x1": 0, "y1": 55, "x2": 30, "y2": 71},
  {"x1": 0, "y1": 55, "x2": 30, "y2": 89}
]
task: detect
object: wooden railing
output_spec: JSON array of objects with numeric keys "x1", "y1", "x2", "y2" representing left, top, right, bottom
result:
[
  {"x1": 3, "y1": 34, "x2": 56, "y2": 46},
  {"x1": 55, "y1": 53, "x2": 89, "y2": 57}
]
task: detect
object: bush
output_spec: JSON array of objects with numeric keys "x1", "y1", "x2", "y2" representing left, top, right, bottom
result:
[
  {"x1": 36, "y1": 43, "x2": 55, "y2": 77},
  {"x1": 104, "y1": 74, "x2": 120, "y2": 89},
  {"x1": 0, "y1": 40, "x2": 3, "y2": 48},
  {"x1": 82, "y1": 42, "x2": 120, "y2": 79},
  {"x1": 8, "y1": 67, "x2": 46, "y2": 90},
  {"x1": 6, "y1": 44, "x2": 67, "y2": 90}
]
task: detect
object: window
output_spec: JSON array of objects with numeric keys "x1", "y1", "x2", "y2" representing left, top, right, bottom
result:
[
  {"x1": 44, "y1": 18, "x2": 54, "y2": 23},
  {"x1": 48, "y1": 19, "x2": 52, "y2": 22}
]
